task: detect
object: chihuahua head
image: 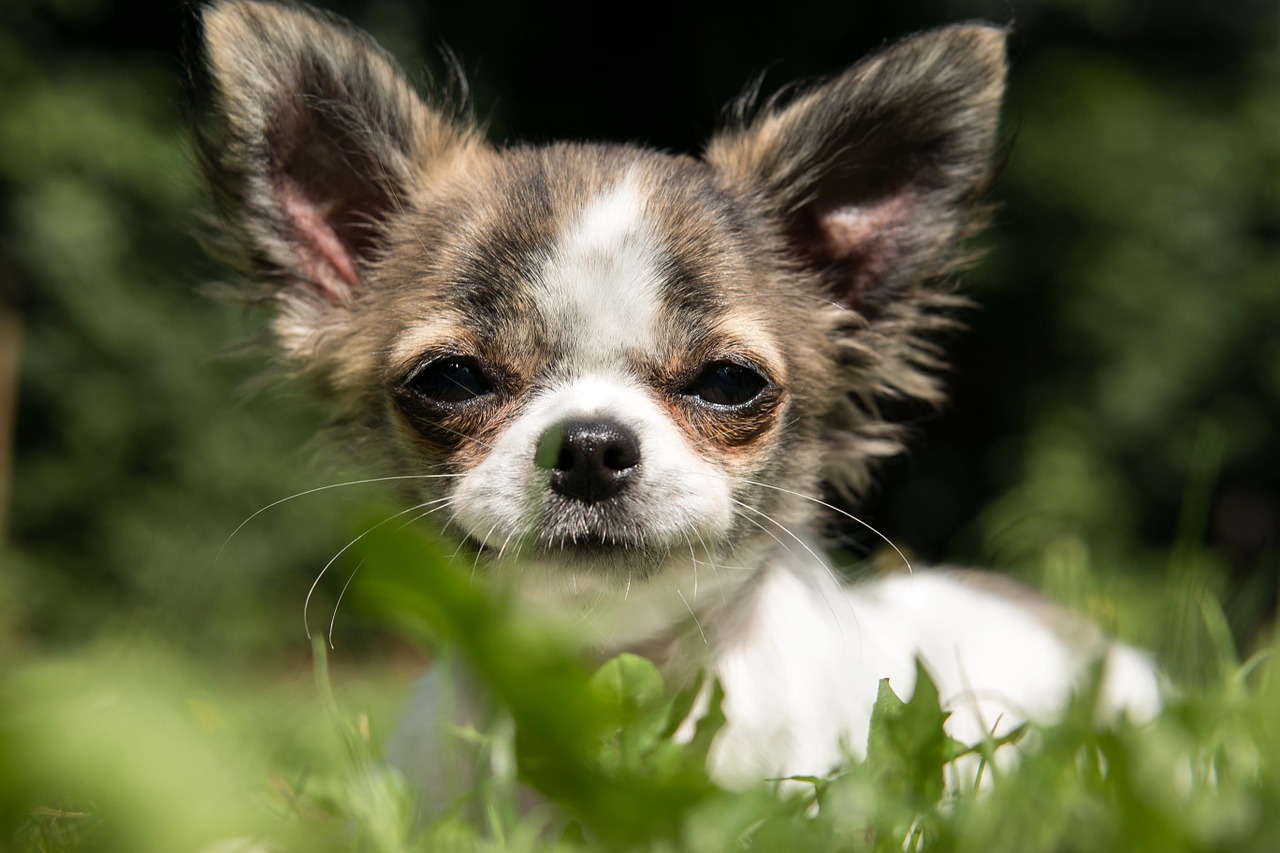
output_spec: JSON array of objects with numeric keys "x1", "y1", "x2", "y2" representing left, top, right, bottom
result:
[{"x1": 196, "y1": 0, "x2": 1005, "y2": 645}]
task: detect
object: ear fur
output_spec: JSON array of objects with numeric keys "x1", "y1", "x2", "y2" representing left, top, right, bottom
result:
[
  {"x1": 195, "y1": 0, "x2": 482, "y2": 354},
  {"x1": 707, "y1": 24, "x2": 1006, "y2": 309},
  {"x1": 706, "y1": 25, "x2": 1007, "y2": 496}
]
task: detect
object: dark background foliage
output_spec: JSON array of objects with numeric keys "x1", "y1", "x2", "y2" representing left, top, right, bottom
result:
[{"x1": 2, "y1": 0, "x2": 1277, "y2": 663}]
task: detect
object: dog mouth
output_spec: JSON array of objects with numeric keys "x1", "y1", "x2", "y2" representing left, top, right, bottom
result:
[
  {"x1": 462, "y1": 527, "x2": 676, "y2": 575},
  {"x1": 452, "y1": 489, "x2": 707, "y2": 577},
  {"x1": 537, "y1": 531, "x2": 670, "y2": 559}
]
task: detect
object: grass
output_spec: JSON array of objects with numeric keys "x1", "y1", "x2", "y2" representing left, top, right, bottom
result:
[{"x1": 3, "y1": 519, "x2": 1278, "y2": 852}]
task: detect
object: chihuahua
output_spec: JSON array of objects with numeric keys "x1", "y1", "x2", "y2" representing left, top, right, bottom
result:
[{"x1": 195, "y1": 0, "x2": 1160, "y2": 809}]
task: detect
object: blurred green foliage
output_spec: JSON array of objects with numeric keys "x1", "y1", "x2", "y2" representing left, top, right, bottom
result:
[
  {"x1": 5, "y1": 524, "x2": 1280, "y2": 851},
  {"x1": 966, "y1": 33, "x2": 1280, "y2": 610},
  {"x1": 0, "y1": 0, "x2": 381, "y2": 655}
]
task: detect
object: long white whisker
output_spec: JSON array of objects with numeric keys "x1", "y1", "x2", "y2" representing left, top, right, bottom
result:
[
  {"x1": 676, "y1": 588, "x2": 706, "y2": 644},
  {"x1": 730, "y1": 498, "x2": 832, "y2": 574},
  {"x1": 396, "y1": 498, "x2": 456, "y2": 531},
  {"x1": 687, "y1": 536, "x2": 700, "y2": 600},
  {"x1": 575, "y1": 586, "x2": 610, "y2": 628},
  {"x1": 693, "y1": 529, "x2": 732, "y2": 610},
  {"x1": 721, "y1": 475, "x2": 913, "y2": 575},
  {"x1": 471, "y1": 523, "x2": 501, "y2": 587},
  {"x1": 731, "y1": 505, "x2": 800, "y2": 568},
  {"x1": 495, "y1": 530, "x2": 519, "y2": 563},
  {"x1": 427, "y1": 418, "x2": 498, "y2": 452},
  {"x1": 327, "y1": 557, "x2": 366, "y2": 650},
  {"x1": 682, "y1": 534, "x2": 695, "y2": 599},
  {"x1": 730, "y1": 498, "x2": 852, "y2": 642},
  {"x1": 303, "y1": 499, "x2": 446, "y2": 639},
  {"x1": 218, "y1": 473, "x2": 457, "y2": 561},
  {"x1": 444, "y1": 511, "x2": 471, "y2": 568}
]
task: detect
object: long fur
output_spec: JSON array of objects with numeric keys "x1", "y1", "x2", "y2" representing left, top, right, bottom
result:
[{"x1": 191, "y1": 0, "x2": 1159, "y2": 814}]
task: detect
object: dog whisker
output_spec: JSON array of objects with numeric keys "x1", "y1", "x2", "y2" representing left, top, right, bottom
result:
[
  {"x1": 729, "y1": 499, "x2": 854, "y2": 644},
  {"x1": 719, "y1": 474, "x2": 913, "y2": 576},
  {"x1": 218, "y1": 472, "x2": 459, "y2": 561},
  {"x1": 471, "y1": 522, "x2": 501, "y2": 587},
  {"x1": 326, "y1": 556, "x2": 366, "y2": 649},
  {"x1": 495, "y1": 530, "x2": 518, "y2": 563},
  {"x1": 304, "y1": 498, "x2": 451, "y2": 639},
  {"x1": 396, "y1": 498, "x2": 457, "y2": 531},
  {"x1": 687, "y1": 536, "x2": 699, "y2": 600},
  {"x1": 690, "y1": 530, "x2": 728, "y2": 611},
  {"x1": 676, "y1": 588, "x2": 707, "y2": 645},
  {"x1": 425, "y1": 417, "x2": 498, "y2": 452}
]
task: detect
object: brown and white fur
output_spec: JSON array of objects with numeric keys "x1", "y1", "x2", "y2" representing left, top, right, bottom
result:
[{"x1": 194, "y1": 0, "x2": 1160, "y2": 812}]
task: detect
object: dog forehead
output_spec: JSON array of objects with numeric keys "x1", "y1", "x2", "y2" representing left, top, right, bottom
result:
[
  {"x1": 449, "y1": 148, "x2": 743, "y2": 360},
  {"x1": 382, "y1": 145, "x2": 779, "y2": 379},
  {"x1": 531, "y1": 173, "x2": 666, "y2": 362}
]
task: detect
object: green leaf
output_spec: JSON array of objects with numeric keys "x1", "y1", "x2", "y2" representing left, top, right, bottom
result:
[
  {"x1": 865, "y1": 662, "x2": 954, "y2": 810},
  {"x1": 589, "y1": 653, "x2": 665, "y2": 726}
]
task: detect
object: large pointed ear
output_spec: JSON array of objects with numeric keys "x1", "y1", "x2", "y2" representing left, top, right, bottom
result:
[
  {"x1": 194, "y1": 0, "x2": 483, "y2": 341},
  {"x1": 705, "y1": 24, "x2": 1006, "y2": 316}
]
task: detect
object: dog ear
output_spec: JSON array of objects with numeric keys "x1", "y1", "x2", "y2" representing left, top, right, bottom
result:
[
  {"x1": 195, "y1": 0, "x2": 483, "y2": 351},
  {"x1": 707, "y1": 25, "x2": 1006, "y2": 496},
  {"x1": 705, "y1": 24, "x2": 1006, "y2": 317}
]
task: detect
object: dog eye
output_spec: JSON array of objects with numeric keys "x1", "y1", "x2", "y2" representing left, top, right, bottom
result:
[
  {"x1": 404, "y1": 357, "x2": 492, "y2": 403},
  {"x1": 684, "y1": 361, "x2": 768, "y2": 407}
]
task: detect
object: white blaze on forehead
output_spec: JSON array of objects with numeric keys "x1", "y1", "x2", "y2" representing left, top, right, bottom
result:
[{"x1": 535, "y1": 176, "x2": 665, "y2": 361}]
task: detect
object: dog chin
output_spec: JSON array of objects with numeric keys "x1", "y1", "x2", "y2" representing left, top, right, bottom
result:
[
  {"x1": 537, "y1": 540, "x2": 673, "y2": 576},
  {"x1": 469, "y1": 532, "x2": 732, "y2": 648},
  {"x1": 473, "y1": 532, "x2": 684, "y2": 584}
]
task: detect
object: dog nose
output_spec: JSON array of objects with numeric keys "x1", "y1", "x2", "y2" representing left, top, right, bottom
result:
[{"x1": 536, "y1": 418, "x2": 641, "y2": 504}]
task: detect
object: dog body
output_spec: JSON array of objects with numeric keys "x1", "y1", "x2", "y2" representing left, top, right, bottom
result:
[
  {"x1": 196, "y1": 0, "x2": 1159, "y2": 808},
  {"x1": 391, "y1": 556, "x2": 1158, "y2": 806}
]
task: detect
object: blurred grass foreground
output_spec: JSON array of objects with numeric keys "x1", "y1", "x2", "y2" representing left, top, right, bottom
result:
[
  {"x1": 2, "y1": 0, "x2": 1279, "y2": 849},
  {"x1": 5, "y1": 521, "x2": 1280, "y2": 851}
]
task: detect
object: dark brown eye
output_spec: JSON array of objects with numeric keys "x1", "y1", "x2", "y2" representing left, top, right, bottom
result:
[
  {"x1": 683, "y1": 361, "x2": 768, "y2": 407},
  {"x1": 403, "y1": 357, "x2": 492, "y2": 404}
]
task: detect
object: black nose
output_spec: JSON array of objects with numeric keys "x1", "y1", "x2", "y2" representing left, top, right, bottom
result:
[{"x1": 536, "y1": 418, "x2": 641, "y2": 504}]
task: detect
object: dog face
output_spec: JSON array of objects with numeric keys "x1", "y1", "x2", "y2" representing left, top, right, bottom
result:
[{"x1": 196, "y1": 0, "x2": 1005, "y2": 641}]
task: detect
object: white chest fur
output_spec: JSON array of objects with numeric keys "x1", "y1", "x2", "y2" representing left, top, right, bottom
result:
[
  {"x1": 701, "y1": 554, "x2": 1160, "y2": 786},
  {"x1": 390, "y1": 544, "x2": 1161, "y2": 810}
]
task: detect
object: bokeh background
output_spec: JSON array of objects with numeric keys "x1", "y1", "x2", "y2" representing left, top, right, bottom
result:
[{"x1": 2, "y1": 0, "x2": 1277, "y2": 676}]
